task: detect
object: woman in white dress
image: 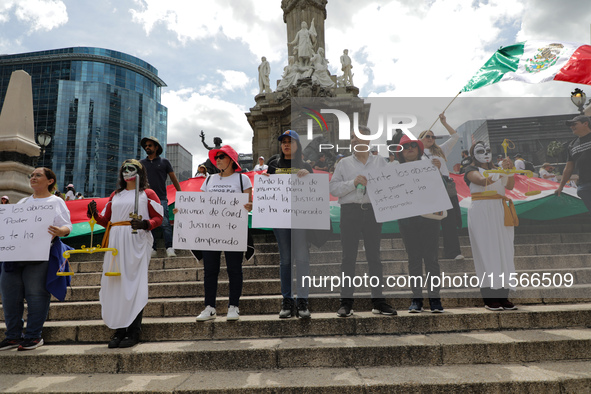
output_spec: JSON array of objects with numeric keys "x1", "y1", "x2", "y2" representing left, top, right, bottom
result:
[
  {"x1": 419, "y1": 113, "x2": 462, "y2": 260},
  {"x1": 464, "y1": 142, "x2": 518, "y2": 311},
  {"x1": 87, "y1": 159, "x2": 163, "y2": 348}
]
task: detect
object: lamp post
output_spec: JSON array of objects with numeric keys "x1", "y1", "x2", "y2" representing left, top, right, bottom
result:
[
  {"x1": 571, "y1": 88, "x2": 588, "y2": 114},
  {"x1": 37, "y1": 129, "x2": 51, "y2": 167}
]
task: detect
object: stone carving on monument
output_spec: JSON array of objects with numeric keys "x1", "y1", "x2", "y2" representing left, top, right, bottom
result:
[
  {"x1": 0, "y1": 70, "x2": 39, "y2": 201},
  {"x1": 311, "y1": 47, "x2": 335, "y2": 88},
  {"x1": 258, "y1": 57, "x2": 272, "y2": 94},
  {"x1": 339, "y1": 49, "x2": 354, "y2": 87},
  {"x1": 246, "y1": 0, "x2": 366, "y2": 163}
]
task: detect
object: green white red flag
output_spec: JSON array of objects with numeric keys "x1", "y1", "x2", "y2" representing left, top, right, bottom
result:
[{"x1": 462, "y1": 41, "x2": 591, "y2": 92}]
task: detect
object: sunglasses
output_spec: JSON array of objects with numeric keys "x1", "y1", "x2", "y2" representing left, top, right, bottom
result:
[
  {"x1": 402, "y1": 142, "x2": 419, "y2": 149},
  {"x1": 423, "y1": 135, "x2": 435, "y2": 139},
  {"x1": 214, "y1": 153, "x2": 227, "y2": 160}
]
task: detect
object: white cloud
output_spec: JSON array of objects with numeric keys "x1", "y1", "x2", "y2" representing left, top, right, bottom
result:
[
  {"x1": 129, "y1": 0, "x2": 285, "y2": 62},
  {"x1": 216, "y1": 70, "x2": 250, "y2": 91},
  {"x1": 162, "y1": 88, "x2": 253, "y2": 173},
  {"x1": 10, "y1": 0, "x2": 68, "y2": 32}
]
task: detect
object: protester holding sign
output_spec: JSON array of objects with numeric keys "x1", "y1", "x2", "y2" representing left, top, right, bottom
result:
[
  {"x1": 87, "y1": 160, "x2": 163, "y2": 348},
  {"x1": 419, "y1": 112, "x2": 463, "y2": 261},
  {"x1": 0, "y1": 168, "x2": 72, "y2": 351},
  {"x1": 464, "y1": 142, "x2": 518, "y2": 311},
  {"x1": 395, "y1": 136, "x2": 445, "y2": 313},
  {"x1": 195, "y1": 145, "x2": 252, "y2": 322},
  {"x1": 329, "y1": 126, "x2": 395, "y2": 317},
  {"x1": 267, "y1": 130, "x2": 314, "y2": 319}
]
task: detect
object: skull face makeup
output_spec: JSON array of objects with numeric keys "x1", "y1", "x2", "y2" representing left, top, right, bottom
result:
[
  {"x1": 474, "y1": 143, "x2": 492, "y2": 164},
  {"x1": 122, "y1": 164, "x2": 139, "y2": 181}
]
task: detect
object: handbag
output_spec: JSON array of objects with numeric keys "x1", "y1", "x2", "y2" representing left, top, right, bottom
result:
[{"x1": 442, "y1": 176, "x2": 457, "y2": 198}]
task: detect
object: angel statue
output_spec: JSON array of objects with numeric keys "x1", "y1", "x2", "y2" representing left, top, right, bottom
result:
[{"x1": 288, "y1": 19, "x2": 317, "y2": 67}]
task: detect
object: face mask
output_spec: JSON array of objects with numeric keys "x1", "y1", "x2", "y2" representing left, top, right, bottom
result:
[
  {"x1": 474, "y1": 144, "x2": 492, "y2": 164},
  {"x1": 122, "y1": 164, "x2": 138, "y2": 181}
]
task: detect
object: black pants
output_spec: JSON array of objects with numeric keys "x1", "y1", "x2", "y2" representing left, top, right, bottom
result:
[
  {"x1": 339, "y1": 204, "x2": 385, "y2": 300},
  {"x1": 480, "y1": 287, "x2": 510, "y2": 304},
  {"x1": 399, "y1": 216, "x2": 441, "y2": 299},
  {"x1": 441, "y1": 194, "x2": 462, "y2": 259}
]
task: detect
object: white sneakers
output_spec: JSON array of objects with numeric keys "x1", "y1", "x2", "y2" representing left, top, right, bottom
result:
[
  {"x1": 455, "y1": 254, "x2": 465, "y2": 261},
  {"x1": 226, "y1": 305, "x2": 240, "y2": 321},
  {"x1": 195, "y1": 305, "x2": 240, "y2": 321},
  {"x1": 166, "y1": 247, "x2": 177, "y2": 257},
  {"x1": 196, "y1": 306, "x2": 217, "y2": 321},
  {"x1": 150, "y1": 250, "x2": 157, "y2": 258}
]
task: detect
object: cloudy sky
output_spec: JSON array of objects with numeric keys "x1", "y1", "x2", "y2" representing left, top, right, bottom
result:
[{"x1": 1, "y1": 0, "x2": 590, "y2": 172}]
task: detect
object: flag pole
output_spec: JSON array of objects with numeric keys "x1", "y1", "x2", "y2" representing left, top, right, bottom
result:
[{"x1": 427, "y1": 91, "x2": 462, "y2": 131}]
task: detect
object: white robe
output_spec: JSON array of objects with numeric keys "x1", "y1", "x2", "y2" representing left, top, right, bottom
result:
[
  {"x1": 99, "y1": 190, "x2": 162, "y2": 329},
  {"x1": 467, "y1": 169, "x2": 516, "y2": 290}
]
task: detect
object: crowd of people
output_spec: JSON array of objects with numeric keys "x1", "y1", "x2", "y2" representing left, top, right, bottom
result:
[{"x1": 1, "y1": 114, "x2": 588, "y2": 353}]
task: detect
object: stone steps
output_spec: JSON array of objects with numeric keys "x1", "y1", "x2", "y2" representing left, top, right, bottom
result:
[
  {"x1": 34, "y1": 304, "x2": 591, "y2": 344},
  {"x1": 2, "y1": 326, "x2": 591, "y2": 374},
  {"x1": 2, "y1": 224, "x2": 591, "y2": 393},
  {"x1": 2, "y1": 361, "x2": 590, "y2": 393}
]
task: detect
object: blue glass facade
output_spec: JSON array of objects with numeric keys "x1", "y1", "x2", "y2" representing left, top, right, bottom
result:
[{"x1": 0, "y1": 47, "x2": 167, "y2": 197}]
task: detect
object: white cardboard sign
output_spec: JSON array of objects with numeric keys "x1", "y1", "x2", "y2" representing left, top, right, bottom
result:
[
  {"x1": 251, "y1": 174, "x2": 330, "y2": 229},
  {"x1": 365, "y1": 161, "x2": 452, "y2": 222},
  {"x1": 173, "y1": 192, "x2": 249, "y2": 251},
  {"x1": 0, "y1": 202, "x2": 55, "y2": 261}
]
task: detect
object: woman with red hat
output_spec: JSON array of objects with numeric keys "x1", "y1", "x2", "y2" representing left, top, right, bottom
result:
[
  {"x1": 396, "y1": 135, "x2": 445, "y2": 313},
  {"x1": 195, "y1": 145, "x2": 252, "y2": 322}
]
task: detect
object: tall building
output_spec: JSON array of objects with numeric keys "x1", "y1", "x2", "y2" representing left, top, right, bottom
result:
[
  {"x1": 166, "y1": 143, "x2": 192, "y2": 185},
  {"x1": 0, "y1": 47, "x2": 167, "y2": 197}
]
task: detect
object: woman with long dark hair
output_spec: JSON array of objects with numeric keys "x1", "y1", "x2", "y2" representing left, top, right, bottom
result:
[
  {"x1": 419, "y1": 112, "x2": 463, "y2": 260},
  {"x1": 267, "y1": 130, "x2": 313, "y2": 318},
  {"x1": 87, "y1": 159, "x2": 163, "y2": 348},
  {"x1": 464, "y1": 142, "x2": 518, "y2": 311},
  {"x1": 395, "y1": 136, "x2": 445, "y2": 313},
  {"x1": 0, "y1": 167, "x2": 71, "y2": 351}
]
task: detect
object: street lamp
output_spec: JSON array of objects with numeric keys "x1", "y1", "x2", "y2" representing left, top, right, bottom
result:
[
  {"x1": 571, "y1": 88, "x2": 588, "y2": 114},
  {"x1": 37, "y1": 129, "x2": 51, "y2": 167}
]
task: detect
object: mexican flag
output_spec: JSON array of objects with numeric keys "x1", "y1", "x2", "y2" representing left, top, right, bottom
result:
[{"x1": 462, "y1": 41, "x2": 591, "y2": 92}]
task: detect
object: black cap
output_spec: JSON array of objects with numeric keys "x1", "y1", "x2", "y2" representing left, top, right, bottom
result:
[{"x1": 566, "y1": 115, "x2": 591, "y2": 126}]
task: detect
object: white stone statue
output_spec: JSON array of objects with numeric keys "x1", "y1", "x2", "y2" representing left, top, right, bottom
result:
[
  {"x1": 276, "y1": 56, "x2": 301, "y2": 92},
  {"x1": 258, "y1": 56, "x2": 272, "y2": 94},
  {"x1": 340, "y1": 49, "x2": 354, "y2": 87},
  {"x1": 288, "y1": 19, "x2": 317, "y2": 67},
  {"x1": 310, "y1": 48, "x2": 335, "y2": 88}
]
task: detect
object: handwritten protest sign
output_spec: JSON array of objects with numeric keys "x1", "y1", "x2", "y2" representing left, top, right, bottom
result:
[
  {"x1": 173, "y1": 192, "x2": 249, "y2": 251},
  {"x1": 365, "y1": 161, "x2": 452, "y2": 222},
  {"x1": 0, "y1": 202, "x2": 55, "y2": 261},
  {"x1": 252, "y1": 174, "x2": 330, "y2": 229}
]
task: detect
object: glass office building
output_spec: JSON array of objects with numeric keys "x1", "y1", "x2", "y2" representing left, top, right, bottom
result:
[{"x1": 0, "y1": 47, "x2": 167, "y2": 197}]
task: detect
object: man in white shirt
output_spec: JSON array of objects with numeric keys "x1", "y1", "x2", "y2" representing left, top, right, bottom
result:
[
  {"x1": 253, "y1": 156, "x2": 268, "y2": 171},
  {"x1": 514, "y1": 154, "x2": 526, "y2": 171},
  {"x1": 329, "y1": 126, "x2": 395, "y2": 317}
]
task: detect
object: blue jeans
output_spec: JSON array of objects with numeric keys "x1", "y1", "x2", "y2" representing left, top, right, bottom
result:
[
  {"x1": 202, "y1": 251, "x2": 243, "y2": 307},
  {"x1": 152, "y1": 199, "x2": 173, "y2": 249},
  {"x1": 577, "y1": 183, "x2": 591, "y2": 214},
  {"x1": 1, "y1": 261, "x2": 51, "y2": 340},
  {"x1": 273, "y1": 228, "x2": 311, "y2": 300}
]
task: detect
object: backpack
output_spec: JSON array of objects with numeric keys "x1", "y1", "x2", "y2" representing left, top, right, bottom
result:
[{"x1": 524, "y1": 161, "x2": 535, "y2": 172}]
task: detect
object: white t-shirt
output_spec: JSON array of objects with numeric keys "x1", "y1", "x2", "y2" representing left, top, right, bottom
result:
[
  {"x1": 539, "y1": 168, "x2": 558, "y2": 182},
  {"x1": 17, "y1": 194, "x2": 73, "y2": 230},
  {"x1": 515, "y1": 159, "x2": 525, "y2": 171},
  {"x1": 201, "y1": 172, "x2": 252, "y2": 193},
  {"x1": 254, "y1": 164, "x2": 268, "y2": 171}
]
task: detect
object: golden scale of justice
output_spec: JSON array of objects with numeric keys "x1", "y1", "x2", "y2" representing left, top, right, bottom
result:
[
  {"x1": 56, "y1": 215, "x2": 120, "y2": 277},
  {"x1": 481, "y1": 139, "x2": 541, "y2": 197}
]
